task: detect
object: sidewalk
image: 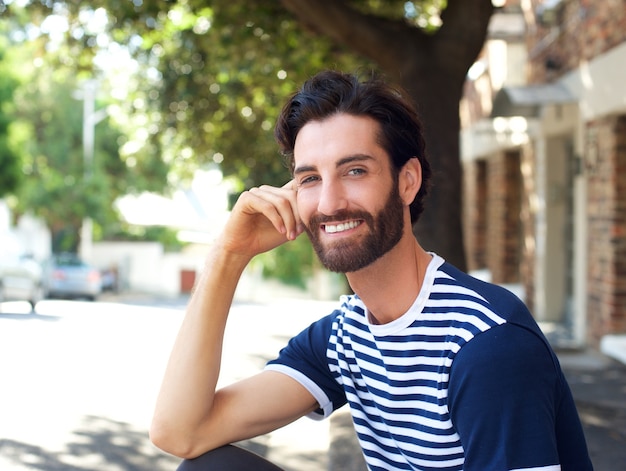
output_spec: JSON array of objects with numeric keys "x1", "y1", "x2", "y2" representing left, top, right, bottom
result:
[{"x1": 557, "y1": 348, "x2": 626, "y2": 470}]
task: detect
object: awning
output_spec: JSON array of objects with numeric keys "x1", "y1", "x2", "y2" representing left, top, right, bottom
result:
[{"x1": 491, "y1": 84, "x2": 576, "y2": 117}]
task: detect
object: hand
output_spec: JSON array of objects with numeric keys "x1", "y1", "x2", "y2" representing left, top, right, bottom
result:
[{"x1": 219, "y1": 180, "x2": 304, "y2": 259}]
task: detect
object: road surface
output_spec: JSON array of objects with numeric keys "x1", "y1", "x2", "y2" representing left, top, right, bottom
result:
[{"x1": 0, "y1": 296, "x2": 338, "y2": 471}]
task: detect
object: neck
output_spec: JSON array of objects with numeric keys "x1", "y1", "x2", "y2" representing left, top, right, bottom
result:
[{"x1": 346, "y1": 234, "x2": 431, "y2": 325}]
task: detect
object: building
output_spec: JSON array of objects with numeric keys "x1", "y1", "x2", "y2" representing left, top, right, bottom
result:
[{"x1": 461, "y1": 0, "x2": 626, "y2": 353}]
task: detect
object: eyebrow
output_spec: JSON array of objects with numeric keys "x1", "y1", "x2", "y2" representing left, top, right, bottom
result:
[{"x1": 293, "y1": 154, "x2": 375, "y2": 175}]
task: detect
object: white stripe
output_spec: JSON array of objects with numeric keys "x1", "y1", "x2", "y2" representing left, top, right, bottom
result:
[
  {"x1": 354, "y1": 425, "x2": 461, "y2": 453},
  {"x1": 359, "y1": 439, "x2": 465, "y2": 468},
  {"x1": 419, "y1": 311, "x2": 492, "y2": 331},
  {"x1": 349, "y1": 394, "x2": 448, "y2": 414},
  {"x1": 264, "y1": 364, "x2": 332, "y2": 419},
  {"x1": 345, "y1": 374, "x2": 444, "y2": 398},
  {"x1": 350, "y1": 405, "x2": 456, "y2": 436},
  {"x1": 510, "y1": 466, "x2": 561, "y2": 471},
  {"x1": 430, "y1": 282, "x2": 489, "y2": 301}
]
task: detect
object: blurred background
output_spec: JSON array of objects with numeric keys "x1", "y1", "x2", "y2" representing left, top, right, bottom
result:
[{"x1": 0, "y1": 1, "x2": 625, "y2": 469}]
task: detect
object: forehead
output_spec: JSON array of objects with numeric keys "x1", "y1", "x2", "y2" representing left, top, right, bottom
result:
[{"x1": 293, "y1": 113, "x2": 387, "y2": 168}]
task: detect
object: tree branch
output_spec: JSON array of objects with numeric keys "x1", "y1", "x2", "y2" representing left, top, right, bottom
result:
[
  {"x1": 279, "y1": 0, "x2": 494, "y2": 78},
  {"x1": 279, "y1": 0, "x2": 425, "y2": 71}
]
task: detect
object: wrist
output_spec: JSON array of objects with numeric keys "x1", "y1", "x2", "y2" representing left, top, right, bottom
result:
[{"x1": 204, "y1": 239, "x2": 251, "y2": 275}]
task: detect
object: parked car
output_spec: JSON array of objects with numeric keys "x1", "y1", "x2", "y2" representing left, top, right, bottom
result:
[
  {"x1": 0, "y1": 234, "x2": 47, "y2": 311},
  {"x1": 45, "y1": 253, "x2": 102, "y2": 301}
]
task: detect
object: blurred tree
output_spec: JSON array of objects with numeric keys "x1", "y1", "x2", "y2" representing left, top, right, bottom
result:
[
  {"x1": 5, "y1": 0, "x2": 371, "y2": 285},
  {"x1": 98, "y1": 0, "x2": 494, "y2": 269},
  {"x1": 7, "y1": 0, "x2": 495, "y2": 270},
  {"x1": 10, "y1": 49, "x2": 168, "y2": 252},
  {"x1": 0, "y1": 30, "x2": 23, "y2": 198},
  {"x1": 101, "y1": 0, "x2": 495, "y2": 269}
]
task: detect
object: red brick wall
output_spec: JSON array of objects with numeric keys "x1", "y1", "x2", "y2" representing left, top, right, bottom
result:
[
  {"x1": 587, "y1": 115, "x2": 626, "y2": 344},
  {"x1": 461, "y1": 1, "x2": 626, "y2": 340},
  {"x1": 463, "y1": 159, "x2": 488, "y2": 272},
  {"x1": 528, "y1": 0, "x2": 626, "y2": 83},
  {"x1": 519, "y1": 144, "x2": 536, "y2": 314},
  {"x1": 486, "y1": 150, "x2": 523, "y2": 285}
]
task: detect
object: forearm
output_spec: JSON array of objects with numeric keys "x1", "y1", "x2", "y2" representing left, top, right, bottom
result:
[{"x1": 150, "y1": 242, "x2": 250, "y2": 455}]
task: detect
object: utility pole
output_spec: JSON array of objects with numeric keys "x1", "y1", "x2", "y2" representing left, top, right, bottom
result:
[{"x1": 74, "y1": 79, "x2": 108, "y2": 261}]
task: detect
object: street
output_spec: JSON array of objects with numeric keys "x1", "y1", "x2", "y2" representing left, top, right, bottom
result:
[{"x1": 0, "y1": 296, "x2": 337, "y2": 471}]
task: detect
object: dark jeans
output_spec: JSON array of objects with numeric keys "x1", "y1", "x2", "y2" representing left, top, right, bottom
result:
[{"x1": 177, "y1": 445, "x2": 284, "y2": 470}]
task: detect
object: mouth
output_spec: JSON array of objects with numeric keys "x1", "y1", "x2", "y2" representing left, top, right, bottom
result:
[{"x1": 322, "y1": 220, "x2": 362, "y2": 234}]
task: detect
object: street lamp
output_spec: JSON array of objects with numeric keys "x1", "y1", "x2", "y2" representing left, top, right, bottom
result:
[{"x1": 73, "y1": 79, "x2": 108, "y2": 261}]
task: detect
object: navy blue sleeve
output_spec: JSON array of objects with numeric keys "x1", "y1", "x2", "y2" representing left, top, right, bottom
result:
[
  {"x1": 265, "y1": 312, "x2": 347, "y2": 418},
  {"x1": 448, "y1": 322, "x2": 592, "y2": 470}
]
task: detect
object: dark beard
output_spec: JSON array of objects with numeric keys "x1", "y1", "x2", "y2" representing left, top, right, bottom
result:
[{"x1": 304, "y1": 179, "x2": 405, "y2": 273}]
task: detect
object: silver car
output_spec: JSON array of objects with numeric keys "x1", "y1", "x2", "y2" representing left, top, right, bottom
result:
[
  {"x1": 0, "y1": 250, "x2": 46, "y2": 312},
  {"x1": 46, "y1": 253, "x2": 102, "y2": 301}
]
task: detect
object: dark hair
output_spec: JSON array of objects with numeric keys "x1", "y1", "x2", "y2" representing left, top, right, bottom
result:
[{"x1": 274, "y1": 70, "x2": 431, "y2": 223}]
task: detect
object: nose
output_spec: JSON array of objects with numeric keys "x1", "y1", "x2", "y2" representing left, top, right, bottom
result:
[{"x1": 317, "y1": 179, "x2": 348, "y2": 216}]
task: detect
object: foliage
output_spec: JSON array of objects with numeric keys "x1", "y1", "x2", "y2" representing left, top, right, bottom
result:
[
  {"x1": 349, "y1": 0, "x2": 447, "y2": 31},
  {"x1": 102, "y1": 223, "x2": 185, "y2": 252},
  {"x1": 4, "y1": 0, "x2": 493, "y2": 270},
  {"x1": 1, "y1": 0, "x2": 376, "y2": 281},
  {"x1": 0, "y1": 28, "x2": 23, "y2": 198},
  {"x1": 255, "y1": 234, "x2": 314, "y2": 289},
  {"x1": 7, "y1": 40, "x2": 168, "y2": 252},
  {"x1": 5, "y1": 0, "x2": 374, "y2": 190}
]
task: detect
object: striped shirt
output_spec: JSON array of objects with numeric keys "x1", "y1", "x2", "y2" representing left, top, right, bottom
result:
[{"x1": 266, "y1": 254, "x2": 592, "y2": 470}]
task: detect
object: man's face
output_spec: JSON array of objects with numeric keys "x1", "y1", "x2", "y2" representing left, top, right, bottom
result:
[{"x1": 293, "y1": 113, "x2": 405, "y2": 273}]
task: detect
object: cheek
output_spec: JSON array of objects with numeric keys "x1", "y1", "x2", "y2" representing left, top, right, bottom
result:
[{"x1": 296, "y1": 190, "x2": 315, "y2": 224}]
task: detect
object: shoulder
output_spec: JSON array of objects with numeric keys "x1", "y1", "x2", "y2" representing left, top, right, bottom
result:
[
  {"x1": 433, "y1": 257, "x2": 540, "y2": 332},
  {"x1": 450, "y1": 322, "x2": 560, "y2": 387},
  {"x1": 436, "y1": 260, "x2": 524, "y2": 307}
]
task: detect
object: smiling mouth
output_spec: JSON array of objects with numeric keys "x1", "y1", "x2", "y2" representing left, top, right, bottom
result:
[{"x1": 323, "y1": 220, "x2": 362, "y2": 234}]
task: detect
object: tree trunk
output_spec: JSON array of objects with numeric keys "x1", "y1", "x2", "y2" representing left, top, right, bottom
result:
[
  {"x1": 279, "y1": 0, "x2": 495, "y2": 271},
  {"x1": 398, "y1": 66, "x2": 467, "y2": 269}
]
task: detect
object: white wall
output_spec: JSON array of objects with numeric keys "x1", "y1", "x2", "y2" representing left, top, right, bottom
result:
[
  {"x1": 91, "y1": 241, "x2": 211, "y2": 298},
  {"x1": 91, "y1": 239, "x2": 346, "y2": 302},
  {"x1": 0, "y1": 201, "x2": 51, "y2": 261},
  {"x1": 562, "y1": 42, "x2": 626, "y2": 120}
]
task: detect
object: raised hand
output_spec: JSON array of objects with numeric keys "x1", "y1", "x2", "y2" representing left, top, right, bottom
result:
[{"x1": 220, "y1": 180, "x2": 304, "y2": 260}]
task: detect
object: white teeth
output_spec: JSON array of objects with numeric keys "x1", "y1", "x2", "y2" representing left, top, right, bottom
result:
[{"x1": 324, "y1": 220, "x2": 359, "y2": 234}]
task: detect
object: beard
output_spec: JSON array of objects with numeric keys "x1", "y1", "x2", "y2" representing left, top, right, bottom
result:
[{"x1": 304, "y1": 179, "x2": 405, "y2": 273}]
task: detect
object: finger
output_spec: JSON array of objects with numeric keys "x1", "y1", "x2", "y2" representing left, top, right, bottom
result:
[
  {"x1": 282, "y1": 179, "x2": 297, "y2": 191},
  {"x1": 249, "y1": 185, "x2": 301, "y2": 240}
]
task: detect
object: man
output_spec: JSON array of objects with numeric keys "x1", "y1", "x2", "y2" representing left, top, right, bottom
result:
[{"x1": 151, "y1": 70, "x2": 593, "y2": 470}]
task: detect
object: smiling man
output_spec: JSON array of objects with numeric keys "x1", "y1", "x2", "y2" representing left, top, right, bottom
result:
[{"x1": 150, "y1": 71, "x2": 593, "y2": 471}]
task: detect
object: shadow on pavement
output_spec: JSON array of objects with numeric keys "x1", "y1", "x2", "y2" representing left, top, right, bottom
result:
[
  {"x1": 328, "y1": 408, "x2": 367, "y2": 471},
  {"x1": 0, "y1": 416, "x2": 179, "y2": 471},
  {"x1": 562, "y1": 357, "x2": 626, "y2": 471}
]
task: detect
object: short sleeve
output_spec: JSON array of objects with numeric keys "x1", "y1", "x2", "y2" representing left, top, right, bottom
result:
[
  {"x1": 448, "y1": 323, "x2": 589, "y2": 470},
  {"x1": 265, "y1": 312, "x2": 347, "y2": 419}
]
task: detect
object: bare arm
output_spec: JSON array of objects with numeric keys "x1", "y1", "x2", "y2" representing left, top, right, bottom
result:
[{"x1": 150, "y1": 182, "x2": 316, "y2": 458}]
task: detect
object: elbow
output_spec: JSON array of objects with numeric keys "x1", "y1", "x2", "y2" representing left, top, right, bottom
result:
[{"x1": 150, "y1": 419, "x2": 206, "y2": 460}]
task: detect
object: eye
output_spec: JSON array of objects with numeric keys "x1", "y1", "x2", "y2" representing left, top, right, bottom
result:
[
  {"x1": 298, "y1": 174, "x2": 319, "y2": 186},
  {"x1": 347, "y1": 167, "x2": 366, "y2": 176}
]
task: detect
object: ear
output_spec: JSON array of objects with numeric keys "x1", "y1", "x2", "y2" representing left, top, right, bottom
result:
[{"x1": 398, "y1": 157, "x2": 422, "y2": 206}]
